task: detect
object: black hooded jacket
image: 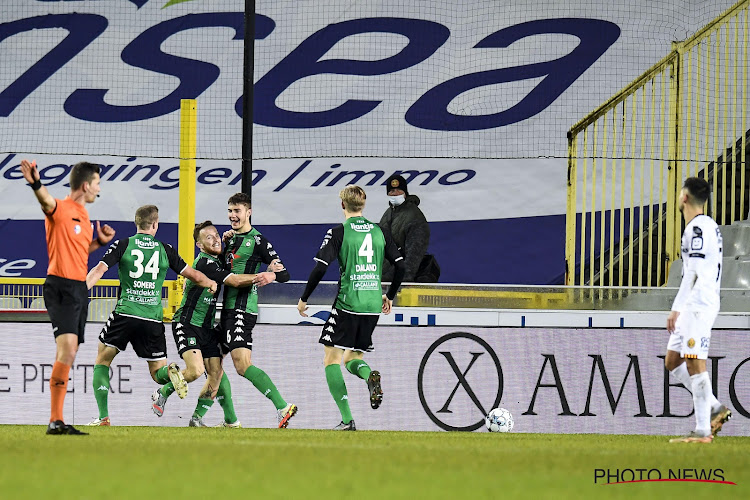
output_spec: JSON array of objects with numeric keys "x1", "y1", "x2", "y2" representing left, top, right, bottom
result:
[{"x1": 379, "y1": 194, "x2": 430, "y2": 281}]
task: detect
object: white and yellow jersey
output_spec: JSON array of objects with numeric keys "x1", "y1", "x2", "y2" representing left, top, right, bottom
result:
[{"x1": 673, "y1": 214, "x2": 722, "y2": 314}]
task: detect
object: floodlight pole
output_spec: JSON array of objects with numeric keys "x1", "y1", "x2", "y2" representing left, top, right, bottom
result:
[{"x1": 241, "y1": 0, "x2": 255, "y2": 210}]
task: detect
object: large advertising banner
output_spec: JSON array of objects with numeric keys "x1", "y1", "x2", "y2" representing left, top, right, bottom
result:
[
  {"x1": 0, "y1": 0, "x2": 738, "y2": 284},
  {"x1": 2, "y1": 323, "x2": 748, "y2": 435}
]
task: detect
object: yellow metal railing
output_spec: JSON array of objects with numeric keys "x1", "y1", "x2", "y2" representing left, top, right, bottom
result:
[
  {"x1": 0, "y1": 278, "x2": 175, "y2": 322},
  {"x1": 566, "y1": 0, "x2": 750, "y2": 286}
]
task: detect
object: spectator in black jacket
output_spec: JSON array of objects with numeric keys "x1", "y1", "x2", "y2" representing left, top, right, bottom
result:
[{"x1": 379, "y1": 174, "x2": 438, "y2": 282}]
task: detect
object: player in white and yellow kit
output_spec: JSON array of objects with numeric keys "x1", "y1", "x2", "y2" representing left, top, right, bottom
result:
[{"x1": 665, "y1": 177, "x2": 731, "y2": 443}]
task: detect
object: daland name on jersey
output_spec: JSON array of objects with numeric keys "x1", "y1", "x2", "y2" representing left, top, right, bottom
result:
[{"x1": 355, "y1": 263, "x2": 377, "y2": 272}]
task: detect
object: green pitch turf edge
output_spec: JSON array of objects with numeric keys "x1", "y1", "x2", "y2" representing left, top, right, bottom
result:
[{"x1": 0, "y1": 426, "x2": 747, "y2": 499}]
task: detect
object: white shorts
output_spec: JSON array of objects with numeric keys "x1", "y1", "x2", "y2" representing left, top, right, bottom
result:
[{"x1": 666, "y1": 311, "x2": 716, "y2": 360}]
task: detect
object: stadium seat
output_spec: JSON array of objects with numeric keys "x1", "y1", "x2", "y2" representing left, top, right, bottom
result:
[
  {"x1": 666, "y1": 259, "x2": 682, "y2": 287},
  {"x1": 719, "y1": 224, "x2": 750, "y2": 257},
  {"x1": 0, "y1": 297, "x2": 23, "y2": 310},
  {"x1": 88, "y1": 298, "x2": 117, "y2": 321},
  {"x1": 29, "y1": 297, "x2": 45, "y2": 310},
  {"x1": 720, "y1": 291, "x2": 750, "y2": 312},
  {"x1": 724, "y1": 256, "x2": 750, "y2": 289}
]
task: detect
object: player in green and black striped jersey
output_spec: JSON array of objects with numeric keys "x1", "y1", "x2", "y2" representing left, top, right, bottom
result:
[
  {"x1": 84, "y1": 205, "x2": 218, "y2": 425},
  {"x1": 298, "y1": 185, "x2": 405, "y2": 430},
  {"x1": 219, "y1": 192, "x2": 298, "y2": 428},
  {"x1": 153, "y1": 220, "x2": 283, "y2": 426}
]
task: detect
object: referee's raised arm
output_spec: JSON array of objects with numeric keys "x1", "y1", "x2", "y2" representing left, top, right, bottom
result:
[{"x1": 20, "y1": 159, "x2": 55, "y2": 213}]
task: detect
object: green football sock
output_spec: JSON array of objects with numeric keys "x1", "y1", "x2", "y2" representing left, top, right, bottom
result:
[
  {"x1": 345, "y1": 359, "x2": 372, "y2": 381},
  {"x1": 160, "y1": 382, "x2": 175, "y2": 399},
  {"x1": 243, "y1": 366, "x2": 287, "y2": 410},
  {"x1": 216, "y1": 373, "x2": 238, "y2": 424},
  {"x1": 193, "y1": 398, "x2": 214, "y2": 419},
  {"x1": 325, "y1": 364, "x2": 353, "y2": 424},
  {"x1": 92, "y1": 364, "x2": 110, "y2": 419},
  {"x1": 154, "y1": 365, "x2": 170, "y2": 384}
]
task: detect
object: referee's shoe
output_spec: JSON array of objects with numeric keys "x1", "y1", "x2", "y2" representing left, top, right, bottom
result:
[{"x1": 46, "y1": 420, "x2": 88, "y2": 435}]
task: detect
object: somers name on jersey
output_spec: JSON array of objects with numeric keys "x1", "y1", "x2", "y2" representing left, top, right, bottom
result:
[{"x1": 133, "y1": 280, "x2": 156, "y2": 290}]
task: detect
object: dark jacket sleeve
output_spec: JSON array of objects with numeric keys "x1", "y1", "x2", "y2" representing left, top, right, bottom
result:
[{"x1": 401, "y1": 211, "x2": 430, "y2": 281}]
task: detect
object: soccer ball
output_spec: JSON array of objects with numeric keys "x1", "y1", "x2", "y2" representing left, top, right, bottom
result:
[{"x1": 485, "y1": 408, "x2": 514, "y2": 433}]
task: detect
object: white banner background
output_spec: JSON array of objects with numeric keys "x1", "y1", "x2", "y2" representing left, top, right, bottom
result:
[{"x1": 2, "y1": 323, "x2": 748, "y2": 435}]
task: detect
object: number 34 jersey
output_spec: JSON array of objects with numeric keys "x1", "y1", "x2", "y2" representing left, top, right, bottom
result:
[
  {"x1": 101, "y1": 233, "x2": 188, "y2": 321},
  {"x1": 678, "y1": 214, "x2": 722, "y2": 313}
]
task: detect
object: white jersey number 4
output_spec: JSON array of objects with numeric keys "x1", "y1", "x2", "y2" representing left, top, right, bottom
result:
[{"x1": 358, "y1": 233, "x2": 374, "y2": 263}]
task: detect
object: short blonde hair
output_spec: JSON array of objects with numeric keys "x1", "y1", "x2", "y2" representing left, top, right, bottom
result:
[
  {"x1": 340, "y1": 185, "x2": 366, "y2": 212},
  {"x1": 135, "y1": 205, "x2": 159, "y2": 230}
]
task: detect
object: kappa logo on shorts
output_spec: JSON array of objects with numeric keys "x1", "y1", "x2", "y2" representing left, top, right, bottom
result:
[
  {"x1": 328, "y1": 317, "x2": 336, "y2": 325},
  {"x1": 234, "y1": 327, "x2": 243, "y2": 333},
  {"x1": 322, "y1": 334, "x2": 332, "y2": 342},
  {"x1": 325, "y1": 326, "x2": 334, "y2": 333},
  {"x1": 687, "y1": 338, "x2": 696, "y2": 348},
  {"x1": 178, "y1": 336, "x2": 185, "y2": 342},
  {"x1": 234, "y1": 335, "x2": 244, "y2": 341},
  {"x1": 179, "y1": 344, "x2": 186, "y2": 350}
]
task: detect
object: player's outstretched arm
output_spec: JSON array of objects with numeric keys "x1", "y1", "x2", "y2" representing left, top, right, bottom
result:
[
  {"x1": 86, "y1": 262, "x2": 108, "y2": 290},
  {"x1": 299, "y1": 260, "x2": 328, "y2": 305},
  {"x1": 182, "y1": 267, "x2": 218, "y2": 295},
  {"x1": 224, "y1": 273, "x2": 258, "y2": 288},
  {"x1": 20, "y1": 160, "x2": 56, "y2": 213}
]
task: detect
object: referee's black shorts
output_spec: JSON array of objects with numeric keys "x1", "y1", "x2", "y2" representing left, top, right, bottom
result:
[{"x1": 43, "y1": 275, "x2": 89, "y2": 343}]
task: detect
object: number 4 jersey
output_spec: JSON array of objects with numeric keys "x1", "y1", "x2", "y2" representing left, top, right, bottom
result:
[
  {"x1": 315, "y1": 216, "x2": 402, "y2": 314},
  {"x1": 101, "y1": 233, "x2": 188, "y2": 321}
]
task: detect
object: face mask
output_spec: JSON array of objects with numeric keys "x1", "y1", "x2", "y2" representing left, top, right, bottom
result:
[{"x1": 388, "y1": 194, "x2": 406, "y2": 206}]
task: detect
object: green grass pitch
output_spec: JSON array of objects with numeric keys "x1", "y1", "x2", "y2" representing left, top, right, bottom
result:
[{"x1": 0, "y1": 426, "x2": 747, "y2": 499}]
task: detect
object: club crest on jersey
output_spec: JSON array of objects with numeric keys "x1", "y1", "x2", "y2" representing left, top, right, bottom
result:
[
  {"x1": 687, "y1": 338, "x2": 696, "y2": 348},
  {"x1": 74, "y1": 224, "x2": 81, "y2": 234}
]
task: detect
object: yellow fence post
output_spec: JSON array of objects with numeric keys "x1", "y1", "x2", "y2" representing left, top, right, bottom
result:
[
  {"x1": 165, "y1": 99, "x2": 198, "y2": 321},
  {"x1": 665, "y1": 44, "x2": 682, "y2": 283},
  {"x1": 565, "y1": 132, "x2": 577, "y2": 285}
]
